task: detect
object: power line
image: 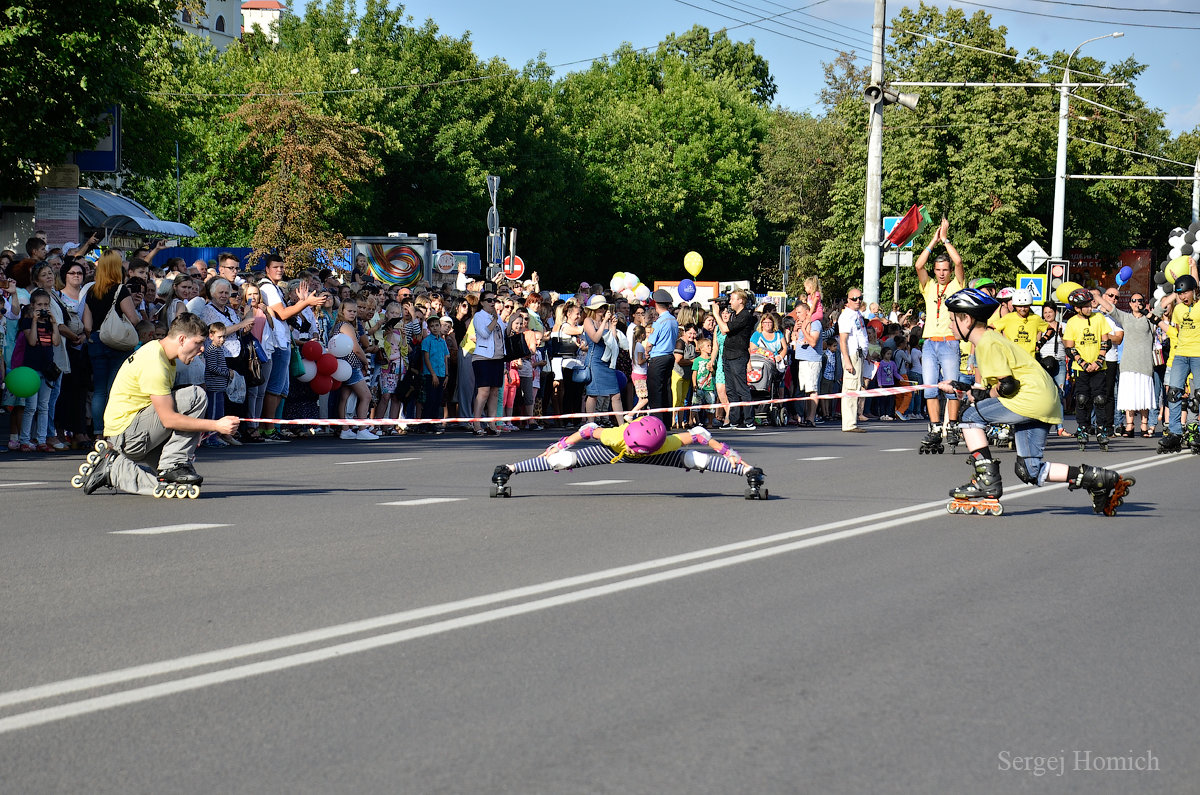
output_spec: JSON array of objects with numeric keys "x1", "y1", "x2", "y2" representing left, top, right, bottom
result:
[
  {"x1": 893, "y1": 29, "x2": 1111, "y2": 82},
  {"x1": 950, "y1": 0, "x2": 1200, "y2": 30},
  {"x1": 1017, "y1": 0, "x2": 1200, "y2": 14},
  {"x1": 669, "y1": 0, "x2": 871, "y2": 61},
  {"x1": 710, "y1": 0, "x2": 876, "y2": 50}
]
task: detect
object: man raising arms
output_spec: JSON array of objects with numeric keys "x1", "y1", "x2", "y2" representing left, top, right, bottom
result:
[{"x1": 914, "y1": 217, "x2": 966, "y2": 451}]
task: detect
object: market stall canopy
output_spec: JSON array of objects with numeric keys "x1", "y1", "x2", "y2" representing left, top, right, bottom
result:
[{"x1": 79, "y1": 188, "x2": 197, "y2": 239}]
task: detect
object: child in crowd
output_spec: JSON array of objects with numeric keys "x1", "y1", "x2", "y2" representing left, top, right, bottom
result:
[
  {"x1": 804, "y1": 275, "x2": 824, "y2": 322},
  {"x1": 819, "y1": 337, "x2": 840, "y2": 420},
  {"x1": 136, "y1": 320, "x2": 156, "y2": 346},
  {"x1": 624, "y1": 323, "x2": 649, "y2": 423},
  {"x1": 691, "y1": 336, "x2": 715, "y2": 427},
  {"x1": 875, "y1": 346, "x2": 899, "y2": 421},
  {"x1": 421, "y1": 315, "x2": 450, "y2": 433},
  {"x1": 15, "y1": 291, "x2": 60, "y2": 452},
  {"x1": 202, "y1": 321, "x2": 230, "y2": 445},
  {"x1": 376, "y1": 317, "x2": 407, "y2": 430}
]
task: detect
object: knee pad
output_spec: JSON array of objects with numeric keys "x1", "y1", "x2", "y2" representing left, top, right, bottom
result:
[
  {"x1": 546, "y1": 449, "x2": 579, "y2": 471},
  {"x1": 1167, "y1": 387, "x2": 1186, "y2": 404},
  {"x1": 1075, "y1": 394, "x2": 1092, "y2": 411},
  {"x1": 682, "y1": 450, "x2": 711, "y2": 472},
  {"x1": 1014, "y1": 457, "x2": 1048, "y2": 485},
  {"x1": 1092, "y1": 393, "x2": 1107, "y2": 409}
]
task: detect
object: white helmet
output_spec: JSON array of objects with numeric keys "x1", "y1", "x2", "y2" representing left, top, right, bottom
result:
[
  {"x1": 1011, "y1": 288, "x2": 1033, "y2": 307},
  {"x1": 997, "y1": 286, "x2": 1016, "y2": 301}
]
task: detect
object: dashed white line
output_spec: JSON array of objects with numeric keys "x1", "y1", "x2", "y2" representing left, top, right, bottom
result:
[
  {"x1": 334, "y1": 457, "x2": 421, "y2": 466},
  {"x1": 110, "y1": 524, "x2": 232, "y2": 536},
  {"x1": 798, "y1": 456, "x2": 840, "y2": 461},
  {"x1": 377, "y1": 498, "x2": 466, "y2": 506},
  {"x1": 0, "y1": 481, "x2": 49, "y2": 488},
  {"x1": 571, "y1": 479, "x2": 630, "y2": 486},
  {"x1": 881, "y1": 448, "x2": 915, "y2": 452}
]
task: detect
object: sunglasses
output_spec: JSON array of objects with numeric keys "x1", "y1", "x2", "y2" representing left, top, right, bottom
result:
[{"x1": 849, "y1": 295, "x2": 863, "y2": 301}]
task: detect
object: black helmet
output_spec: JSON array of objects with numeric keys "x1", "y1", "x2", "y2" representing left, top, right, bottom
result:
[
  {"x1": 1067, "y1": 288, "x2": 1093, "y2": 308},
  {"x1": 944, "y1": 288, "x2": 999, "y2": 321},
  {"x1": 1174, "y1": 274, "x2": 1198, "y2": 294}
]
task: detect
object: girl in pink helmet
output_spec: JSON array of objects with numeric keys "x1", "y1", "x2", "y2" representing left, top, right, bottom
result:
[{"x1": 490, "y1": 414, "x2": 767, "y2": 499}]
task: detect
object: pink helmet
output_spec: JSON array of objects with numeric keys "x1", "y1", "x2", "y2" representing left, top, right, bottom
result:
[
  {"x1": 623, "y1": 415, "x2": 667, "y2": 455},
  {"x1": 997, "y1": 286, "x2": 1016, "y2": 300}
]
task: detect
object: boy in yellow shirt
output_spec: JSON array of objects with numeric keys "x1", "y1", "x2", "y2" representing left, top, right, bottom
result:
[{"x1": 1062, "y1": 288, "x2": 1113, "y2": 449}]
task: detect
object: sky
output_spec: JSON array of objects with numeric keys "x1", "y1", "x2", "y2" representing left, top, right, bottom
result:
[{"x1": 395, "y1": 0, "x2": 1200, "y2": 145}]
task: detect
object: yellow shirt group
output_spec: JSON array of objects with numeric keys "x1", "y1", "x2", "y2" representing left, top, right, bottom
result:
[
  {"x1": 1170, "y1": 302, "x2": 1200, "y2": 357},
  {"x1": 103, "y1": 342, "x2": 176, "y2": 436},
  {"x1": 921, "y1": 277, "x2": 965, "y2": 338},
  {"x1": 1062, "y1": 313, "x2": 1107, "y2": 372},
  {"x1": 993, "y1": 312, "x2": 1049, "y2": 356},
  {"x1": 973, "y1": 330, "x2": 1063, "y2": 425}
]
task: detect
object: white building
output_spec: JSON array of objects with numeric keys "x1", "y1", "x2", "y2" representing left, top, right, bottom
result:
[
  {"x1": 241, "y1": 0, "x2": 288, "y2": 43},
  {"x1": 176, "y1": 0, "x2": 243, "y2": 51}
]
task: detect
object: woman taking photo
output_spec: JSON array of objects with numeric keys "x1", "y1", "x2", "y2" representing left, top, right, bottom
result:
[
  {"x1": 55, "y1": 258, "x2": 91, "y2": 447},
  {"x1": 581, "y1": 296, "x2": 625, "y2": 427}
]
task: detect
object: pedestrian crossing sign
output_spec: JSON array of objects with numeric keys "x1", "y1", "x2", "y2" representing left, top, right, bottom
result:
[{"x1": 1017, "y1": 274, "x2": 1047, "y2": 305}]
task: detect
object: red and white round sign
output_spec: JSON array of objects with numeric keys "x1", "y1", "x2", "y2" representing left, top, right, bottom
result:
[{"x1": 502, "y1": 255, "x2": 525, "y2": 280}]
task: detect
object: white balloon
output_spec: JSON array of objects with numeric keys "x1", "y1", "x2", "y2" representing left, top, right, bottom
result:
[
  {"x1": 327, "y1": 333, "x2": 354, "y2": 358},
  {"x1": 297, "y1": 359, "x2": 317, "y2": 383},
  {"x1": 610, "y1": 276, "x2": 625, "y2": 292},
  {"x1": 1169, "y1": 236, "x2": 1184, "y2": 248},
  {"x1": 624, "y1": 273, "x2": 639, "y2": 290},
  {"x1": 1170, "y1": 247, "x2": 1183, "y2": 260},
  {"x1": 633, "y1": 283, "x2": 651, "y2": 301},
  {"x1": 185, "y1": 296, "x2": 207, "y2": 315},
  {"x1": 332, "y1": 359, "x2": 353, "y2": 382},
  {"x1": 1154, "y1": 286, "x2": 1166, "y2": 300}
]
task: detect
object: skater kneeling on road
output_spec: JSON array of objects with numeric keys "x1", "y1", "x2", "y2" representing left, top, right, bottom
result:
[
  {"x1": 935, "y1": 289, "x2": 1133, "y2": 516},
  {"x1": 74, "y1": 312, "x2": 241, "y2": 497},
  {"x1": 491, "y1": 414, "x2": 767, "y2": 499}
]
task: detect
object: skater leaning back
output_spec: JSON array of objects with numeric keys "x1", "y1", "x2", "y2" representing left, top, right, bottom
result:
[
  {"x1": 934, "y1": 289, "x2": 1133, "y2": 516},
  {"x1": 74, "y1": 312, "x2": 240, "y2": 497}
]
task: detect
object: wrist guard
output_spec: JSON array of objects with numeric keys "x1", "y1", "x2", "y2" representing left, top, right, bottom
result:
[{"x1": 1100, "y1": 339, "x2": 1112, "y2": 354}]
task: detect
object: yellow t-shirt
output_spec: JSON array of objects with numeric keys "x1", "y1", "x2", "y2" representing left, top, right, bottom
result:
[
  {"x1": 973, "y1": 330, "x2": 1063, "y2": 425},
  {"x1": 993, "y1": 312, "x2": 1049, "y2": 356},
  {"x1": 103, "y1": 342, "x2": 177, "y2": 436},
  {"x1": 1170, "y1": 302, "x2": 1200, "y2": 357},
  {"x1": 921, "y1": 277, "x2": 965, "y2": 338},
  {"x1": 1062, "y1": 313, "x2": 1107, "y2": 372},
  {"x1": 959, "y1": 340, "x2": 973, "y2": 374},
  {"x1": 597, "y1": 425, "x2": 686, "y2": 459}
]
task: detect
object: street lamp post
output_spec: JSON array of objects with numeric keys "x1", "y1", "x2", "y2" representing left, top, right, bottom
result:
[{"x1": 1050, "y1": 32, "x2": 1123, "y2": 260}]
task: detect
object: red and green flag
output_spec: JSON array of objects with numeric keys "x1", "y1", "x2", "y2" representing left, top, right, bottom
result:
[{"x1": 885, "y1": 204, "x2": 933, "y2": 249}]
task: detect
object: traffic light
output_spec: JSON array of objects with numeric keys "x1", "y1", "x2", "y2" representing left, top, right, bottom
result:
[{"x1": 1048, "y1": 258, "x2": 1069, "y2": 300}]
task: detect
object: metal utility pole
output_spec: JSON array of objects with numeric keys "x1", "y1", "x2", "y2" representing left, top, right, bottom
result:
[
  {"x1": 862, "y1": 0, "x2": 886, "y2": 306},
  {"x1": 1051, "y1": 32, "x2": 1123, "y2": 260}
]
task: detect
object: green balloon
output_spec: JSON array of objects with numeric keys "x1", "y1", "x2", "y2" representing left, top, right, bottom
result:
[{"x1": 4, "y1": 366, "x2": 42, "y2": 398}]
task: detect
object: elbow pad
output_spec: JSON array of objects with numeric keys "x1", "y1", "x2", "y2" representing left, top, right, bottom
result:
[
  {"x1": 689, "y1": 426, "x2": 712, "y2": 445},
  {"x1": 997, "y1": 376, "x2": 1020, "y2": 399},
  {"x1": 579, "y1": 422, "x2": 600, "y2": 439}
]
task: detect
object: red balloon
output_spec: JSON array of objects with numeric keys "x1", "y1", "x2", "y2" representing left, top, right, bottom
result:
[
  {"x1": 330, "y1": 379, "x2": 342, "y2": 391},
  {"x1": 315, "y1": 353, "x2": 338, "y2": 376},
  {"x1": 310, "y1": 374, "x2": 333, "y2": 395},
  {"x1": 301, "y1": 340, "x2": 324, "y2": 361}
]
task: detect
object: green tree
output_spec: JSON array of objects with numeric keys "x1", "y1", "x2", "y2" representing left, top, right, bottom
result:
[
  {"x1": 0, "y1": 0, "x2": 177, "y2": 199},
  {"x1": 658, "y1": 25, "x2": 777, "y2": 106}
]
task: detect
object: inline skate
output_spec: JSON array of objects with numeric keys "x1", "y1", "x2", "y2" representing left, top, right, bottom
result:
[
  {"x1": 154, "y1": 462, "x2": 203, "y2": 499},
  {"x1": 947, "y1": 456, "x2": 1003, "y2": 516},
  {"x1": 490, "y1": 464, "x2": 513, "y2": 498},
  {"x1": 1068, "y1": 464, "x2": 1134, "y2": 517},
  {"x1": 744, "y1": 467, "x2": 768, "y2": 500}
]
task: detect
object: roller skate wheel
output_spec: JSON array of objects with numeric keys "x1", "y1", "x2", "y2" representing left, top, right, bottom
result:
[
  {"x1": 70, "y1": 474, "x2": 85, "y2": 489},
  {"x1": 186, "y1": 485, "x2": 201, "y2": 499},
  {"x1": 489, "y1": 485, "x2": 510, "y2": 498},
  {"x1": 946, "y1": 501, "x2": 961, "y2": 514},
  {"x1": 77, "y1": 462, "x2": 93, "y2": 476},
  {"x1": 153, "y1": 485, "x2": 167, "y2": 498},
  {"x1": 93, "y1": 439, "x2": 109, "y2": 454},
  {"x1": 174, "y1": 486, "x2": 190, "y2": 498},
  {"x1": 161, "y1": 484, "x2": 177, "y2": 498},
  {"x1": 86, "y1": 450, "x2": 103, "y2": 465},
  {"x1": 745, "y1": 488, "x2": 754, "y2": 499}
]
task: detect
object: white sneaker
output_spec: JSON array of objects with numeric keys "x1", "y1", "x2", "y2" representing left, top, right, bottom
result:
[
  {"x1": 340, "y1": 429, "x2": 357, "y2": 440},
  {"x1": 355, "y1": 428, "x2": 380, "y2": 440}
]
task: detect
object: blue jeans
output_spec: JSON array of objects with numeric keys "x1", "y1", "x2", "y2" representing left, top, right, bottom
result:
[
  {"x1": 88, "y1": 335, "x2": 130, "y2": 434},
  {"x1": 962, "y1": 397, "x2": 1050, "y2": 481},
  {"x1": 1167, "y1": 355, "x2": 1200, "y2": 434},
  {"x1": 18, "y1": 375, "x2": 55, "y2": 444},
  {"x1": 266, "y1": 345, "x2": 291, "y2": 397},
  {"x1": 922, "y1": 339, "x2": 962, "y2": 399}
]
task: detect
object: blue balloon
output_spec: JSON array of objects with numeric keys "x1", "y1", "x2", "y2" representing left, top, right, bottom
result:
[
  {"x1": 616, "y1": 370, "x2": 627, "y2": 391},
  {"x1": 677, "y1": 278, "x2": 697, "y2": 301},
  {"x1": 1116, "y1": 265, "x2": 1132, "y2": 287}
]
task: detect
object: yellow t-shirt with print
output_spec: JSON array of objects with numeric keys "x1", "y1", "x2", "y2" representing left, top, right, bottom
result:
[
  {"x1": 959, "y1": 340, "x2": 973, "y2": 375},
  {"x1": 993, "y1": 312, "x2": 1049, "y2": 356},
  {"x1": 103, "y1": 342, "x2": 177, "y2": 436},
  {"x1": 1063, "y1": 313, "x2": 1107, "y2": 372},
  {"x1": 973, "y1": 330, "x2": 1063, "y2": 425},
  {"x1": 921, "y1": 277, "x2": 965, "y2": 338},
  {"x1": 596, "y1": 425, "x2": 686, "y2": 459},
  {"x1": 1170, "y1": 302, "x2": 1200, "y2": 357}
]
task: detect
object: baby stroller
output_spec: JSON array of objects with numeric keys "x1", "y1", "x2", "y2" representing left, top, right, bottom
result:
[{"x1": 746, "y1": 353, "x2": 788, "y2": 427}]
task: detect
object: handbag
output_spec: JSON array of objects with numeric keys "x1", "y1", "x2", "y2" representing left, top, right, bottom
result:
[
  {"x1": 98, "y1": 287, "x2": 138, "y2": 351},
  {"x1": 54, "y1": 293, "x2": 85, "y2": 337},
  {"x1": 504, "y1": 332, "x2": 530, "y2": 362},
  {"x1": 571, "y1": 364, "x2": 592, "y2": 384}
]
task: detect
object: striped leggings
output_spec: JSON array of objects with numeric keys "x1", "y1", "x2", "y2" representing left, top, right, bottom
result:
[{"x1": 509, "y1": 444, "x2": 746, "y2": 476}]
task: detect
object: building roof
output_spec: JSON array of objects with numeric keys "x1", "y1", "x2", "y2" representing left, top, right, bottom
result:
[
  {"x1": 78, "y1": 188, "x2": 197, "y2": 239},
  {"x1": 242, "y1": 0, "x2": 286, "y2": 9}
]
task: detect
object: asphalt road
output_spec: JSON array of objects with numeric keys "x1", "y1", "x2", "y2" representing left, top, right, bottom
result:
[{"x1": 0, "y1": 422, "x2": 1196, "y2": 794}]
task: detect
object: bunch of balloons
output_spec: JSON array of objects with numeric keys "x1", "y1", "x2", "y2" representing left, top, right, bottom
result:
[
  {"x1": 296, "y1": 334, "x2": 355, "y2": 395},
  {"x1": 609, "y1": 272, "x2": 651, "y2": 303},
  {"x1": 1151, "y1": 222, "x2": 1200, "y2": 301}
]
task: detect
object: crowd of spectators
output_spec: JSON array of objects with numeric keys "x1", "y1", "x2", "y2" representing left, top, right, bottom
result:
[{"x1": 0, "y1": 233, "x2": 1190, "y2": 454}]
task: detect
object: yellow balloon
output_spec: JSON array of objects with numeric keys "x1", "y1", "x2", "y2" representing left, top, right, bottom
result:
[
  {"x1": 1054, "y1": 280, "x2": 1083, "y2": 304},
  {"x1": 684, "y1": 250, "x2": 703, "y2": 278},
  {"x1": 1165, "y1": 255, "x2": 1191, "y2": 283}
]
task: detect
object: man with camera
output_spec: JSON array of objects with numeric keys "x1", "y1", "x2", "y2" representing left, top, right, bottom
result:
[{"x1": 714, "y1": 289, "x2": 756, "y2": 429}]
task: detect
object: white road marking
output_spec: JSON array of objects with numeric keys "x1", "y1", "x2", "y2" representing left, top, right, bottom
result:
[
  {"x1": 751, "y1": 431, "x2": 784, "y2": 436},
  {"x1": 0, "y1": 482, "x2": 48, "y2": 488},
  {"x1": 572, "y1": 480, "x2": 630, "y2": 486},
  {"x1": 110, "y1": 524, "x2": 231, "y2": 536},
  {"x1": 0, "y1": 452, "x2": 1177, "y2": 734},
  {"x1": 881, "y1": 448, "x2": 915, "y2": 452},
  {"x1": 334, "y1": 457, "x2": 421, "y2": 466},
  {"x1": 798, "y1": 456, "x2": 840, "y2": 461},
  {"x1": 377, "y1": 497, "x2": 466, "y2": 506}
]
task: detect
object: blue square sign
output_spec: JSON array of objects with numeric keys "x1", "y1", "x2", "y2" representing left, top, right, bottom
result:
[{"x1": 1017, "y1": 274, "x2": 1047, "y2": 304}]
